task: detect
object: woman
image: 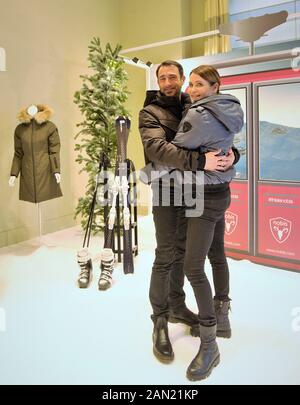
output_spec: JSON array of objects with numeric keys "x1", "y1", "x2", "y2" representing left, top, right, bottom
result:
[{"x1": 171, "y1": 65, "x2": 244, "y2": 381}]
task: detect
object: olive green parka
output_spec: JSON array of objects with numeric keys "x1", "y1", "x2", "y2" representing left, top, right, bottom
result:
[{"x1": 10, "y1": 105, "x2": 63, "y2": 203}]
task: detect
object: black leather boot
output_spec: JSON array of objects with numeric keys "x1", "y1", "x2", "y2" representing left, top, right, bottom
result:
[
  {"x1": 169, "y1": 305, "x2": 200, "y2": 337},
  {"x1": 214, "y1": 299, "x2": 231, "y2": 338},
  {"x1": 152, "y1": 316, "x2": 174, "y2": 363},
  {"x1": 186, "y1": 324, "x2": 220, "y2": 381}
]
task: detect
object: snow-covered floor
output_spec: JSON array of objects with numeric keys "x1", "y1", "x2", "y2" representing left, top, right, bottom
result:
[{"x1": 0, "y1": 215, "x2": 300, "y2": 385}]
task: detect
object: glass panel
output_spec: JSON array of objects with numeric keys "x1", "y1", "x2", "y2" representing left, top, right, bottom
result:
[
  {"x1": 221, "y1": 87, "x2": 247, "y2": 179},
  {"x1": 258, "y1": 82, "x2": 300, "y2": 182},
  {"x1": 230, "y1": 0, "x2": 293, "y2": 15},
  {"x1": 229, "y1": 2, "x2": 296, "y2": 49},
  {"x1": 297, "y1": 1, "x2": 300, "y2": 40}
]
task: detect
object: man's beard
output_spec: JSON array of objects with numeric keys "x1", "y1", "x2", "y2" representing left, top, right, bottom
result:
[{"x1": 161, "y1": 88, "x2": 181, "y2": 97}]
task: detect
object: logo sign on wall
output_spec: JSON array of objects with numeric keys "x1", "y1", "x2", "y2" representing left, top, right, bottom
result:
[
  {"x1": 258, "y1": 185, "x2": 300, "y2": 261},
  {"x1": 225, "y1": 211, "x2": 238, "y2": 235},
  {"x1": 269, "y1": 217, "x2": 292, "y2": 244},
  {"x1": 0, "y1": 47, "x2": 6, "y2": 72},
  {"x1": 224, "y1": 182, "x2": 249, "y2": 252}
]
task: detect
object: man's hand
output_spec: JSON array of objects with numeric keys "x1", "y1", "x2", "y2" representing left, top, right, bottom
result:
[
  {"x1": 204, "y1": 149, "x2": 235, "y2": 171},
  {"x1": 224, "y1": 148, "x2": 235, "y2": 170}
]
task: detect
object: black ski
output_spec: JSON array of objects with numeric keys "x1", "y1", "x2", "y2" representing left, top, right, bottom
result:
[{"x1": 115, "y1": 116, "x2": 134, "y2": 274}]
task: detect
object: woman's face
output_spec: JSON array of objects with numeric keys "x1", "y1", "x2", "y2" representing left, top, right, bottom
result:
[{"x1": 188, "y1": 73, "x2": 218, "y2": 102}]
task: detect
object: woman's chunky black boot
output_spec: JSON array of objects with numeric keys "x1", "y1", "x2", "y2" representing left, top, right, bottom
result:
[
  {"x1": 186, "y1": 324, "x2": 220, "y2": 381},
  {"x1": 214, "y1": 299, "x2": 231, "y2": 338}
]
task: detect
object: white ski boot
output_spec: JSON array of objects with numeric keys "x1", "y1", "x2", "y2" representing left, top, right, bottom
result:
[
  {"x1": 77, "y1": 248, "x2": 93, "y2": 288},
  {"x1": 98, "y1": 248, "x2": 115, "y2": 291}
]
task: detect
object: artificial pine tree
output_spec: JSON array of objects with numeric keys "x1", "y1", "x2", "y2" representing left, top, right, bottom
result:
[{"x1": 74, "y1": 37, "x2": 130, "y2": 234}]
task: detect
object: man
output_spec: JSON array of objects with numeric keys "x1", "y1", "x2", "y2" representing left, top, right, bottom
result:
[{"x1": 139, "y1": 60, "x2": 239, "y2": 363}]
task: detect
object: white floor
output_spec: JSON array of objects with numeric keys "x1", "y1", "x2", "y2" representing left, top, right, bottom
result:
[{"x1": 0, "y1": 215, "x2": 300, "y2": 385}]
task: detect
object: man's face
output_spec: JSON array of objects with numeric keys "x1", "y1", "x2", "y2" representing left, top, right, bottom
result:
[{"x1": 157, "y1": 65, "x2": 185, "y2": 97}]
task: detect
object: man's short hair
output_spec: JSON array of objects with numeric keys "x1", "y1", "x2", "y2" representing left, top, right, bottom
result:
[{"x1": 156, "y1": 60, "x2": 184, "y2": 78}]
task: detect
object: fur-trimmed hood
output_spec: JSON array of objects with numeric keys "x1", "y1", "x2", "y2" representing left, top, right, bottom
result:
[{"x1": 18, "y1": 104, "x2": 54, "y2": 124}]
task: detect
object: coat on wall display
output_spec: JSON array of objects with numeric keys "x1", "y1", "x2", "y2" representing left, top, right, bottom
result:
[{"x1": 10, "y1": 105, "x2": 63, "y2": 203}]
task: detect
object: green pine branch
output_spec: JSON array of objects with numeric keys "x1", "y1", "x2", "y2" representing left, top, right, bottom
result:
[{"x1": 74, "y1": 38, "x2": 130, "y2": 234}]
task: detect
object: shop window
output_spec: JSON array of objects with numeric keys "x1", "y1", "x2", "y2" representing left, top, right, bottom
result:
[
  {"x1": 258, "y1": 82, "x2": 300, "y2": 182},
  {"x1": 222, "y1": 87, "x2": 248, "y2": 180}
]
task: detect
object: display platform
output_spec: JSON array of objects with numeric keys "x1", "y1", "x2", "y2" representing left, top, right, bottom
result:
[{"x1": 0, "y1": 216, "x2": 300, "y2": 384}]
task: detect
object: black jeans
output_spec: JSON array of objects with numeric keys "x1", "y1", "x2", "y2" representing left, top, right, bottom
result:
[
  {"x1": 150, "y1": 191, "x2": 231, "y2": 321},
  {"x1": 150, "y1": 205, "x2": 187, "y2": 319},
  {"x1": 183, "y1": 192, "x2": 231, "y2": 327}
]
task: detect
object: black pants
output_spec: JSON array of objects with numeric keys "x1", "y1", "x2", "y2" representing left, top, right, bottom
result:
[
  {"x1": 150, "y1": 205, "x2": 187, "y2": 319},
  {"x1": 150, "y1": 192, "x2": 230, "y2": 320},
  {"x1": 183, "y1": 192, "x2": 231, "y2": 327}
]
